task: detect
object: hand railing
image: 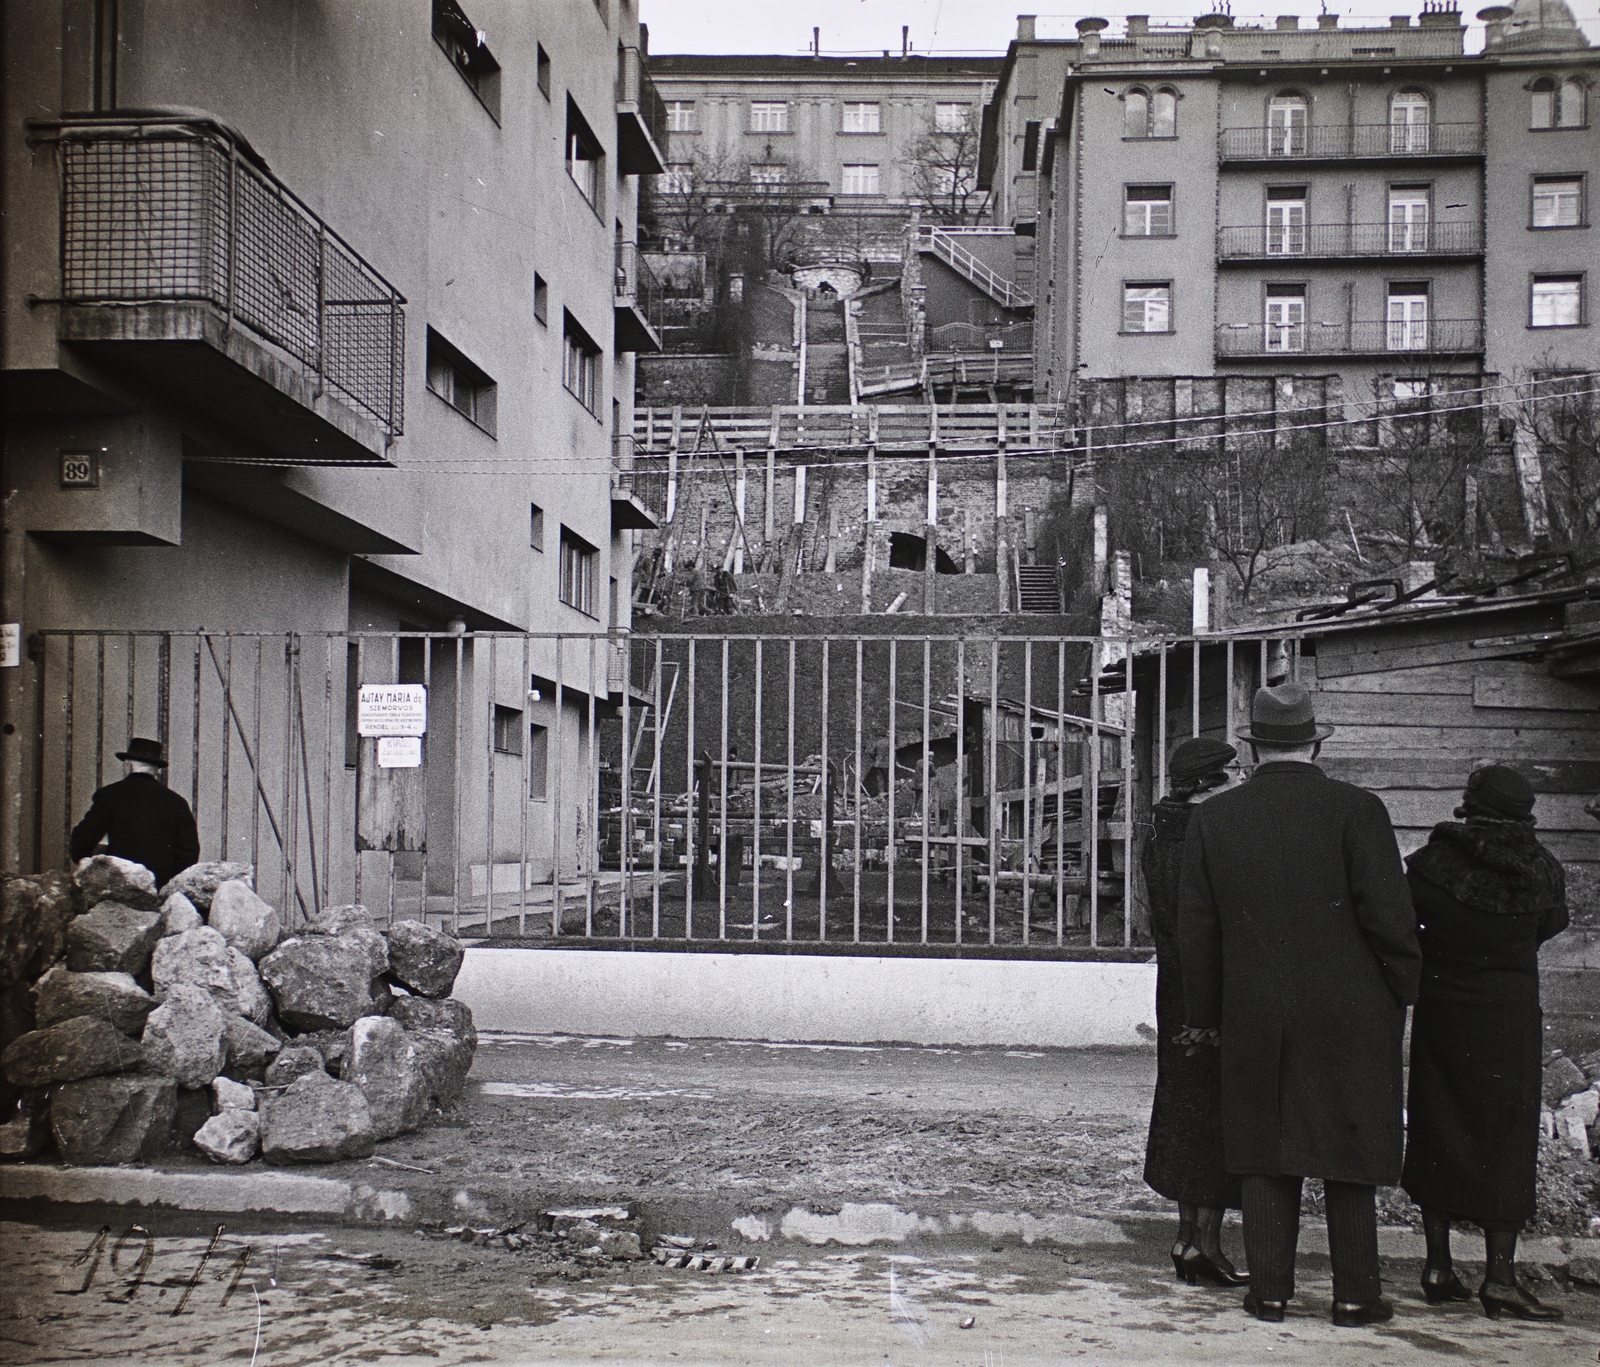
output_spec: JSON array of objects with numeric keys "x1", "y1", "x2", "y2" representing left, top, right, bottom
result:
[
  {"x1": 1218, "y1": 122, "x2": 1483, "y2": 161},
  {"x1": 1215, "y1": 318, "x2": 1484, "y2": 356},
  {"x1": 1217, "y1": 220, "x2": 1483, "y2": 259}
]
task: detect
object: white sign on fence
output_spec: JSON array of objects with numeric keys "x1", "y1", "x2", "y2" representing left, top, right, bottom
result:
[
  {"x1": 357, "y1": 684, "x2": 427, "y2": 736},
  {"x1": 377, "y1": 736, "x2": 423, "y2": 768}
]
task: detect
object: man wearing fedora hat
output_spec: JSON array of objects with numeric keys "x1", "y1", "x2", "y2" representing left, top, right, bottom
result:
[
  {"x1": 69, "y1": 737, "x2": 200, "y2": 891},
  {"x1": 1179, "y1": 682, "x2": 1420, "y2": 1327}
]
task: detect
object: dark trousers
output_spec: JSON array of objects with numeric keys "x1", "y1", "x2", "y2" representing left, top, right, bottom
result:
[{"x1": 1241, "y1": 1175, "x2": 1382, "y2": 1304}]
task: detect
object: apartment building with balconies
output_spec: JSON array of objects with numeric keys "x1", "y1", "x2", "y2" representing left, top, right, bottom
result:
[
  {"x1": 1026, "y1": 3, "x2": 1595, "y2": 424},
  {"x1": 2, "y1": 0, "x2": 663, "y2": 883}
]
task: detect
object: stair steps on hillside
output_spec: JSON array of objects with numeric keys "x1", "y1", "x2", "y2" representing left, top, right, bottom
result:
[
  {"x1": 915, "y1": 226, "x2": 1034, "y2": 311},
  {"x1": 1016, "y1": 564, "x2": 1062, "y2": 613}
]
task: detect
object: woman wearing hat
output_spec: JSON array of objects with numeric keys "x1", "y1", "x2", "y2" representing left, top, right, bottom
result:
[
  {"x1": 1141, "y1": 735, "x2": 1247, "y2": 1287},
  {"x1": 1402, "y1": 765, "x2": 1569, "y2": 1322}
]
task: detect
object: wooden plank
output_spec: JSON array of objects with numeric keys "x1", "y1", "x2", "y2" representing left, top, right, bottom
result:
[
  {"x1": 1315, "y1": 637, "x2": 1557, "y2": 680},
  {"x1": 1320, "y1": 726, "x2": 1596, "y2": 760},
  {"x1": 1378, "y1": 790, "x2": 1598, "y2": 832},
  {"x1": 1473, "y1": 674, "x2": 1600, "y2": 712},
  {"x1": 1315, "y1": 606, "x2": 1568, "y2": 679},
  {"x1": 1319, "y1": 756, "x2": 1600, "y2": 794},
  {"x1": 1313, "y1": 662, "x2": 1478, "y2": 695},
  {"x1": 1313, "y1": 692, "x2": 1600, "y2": 731}
]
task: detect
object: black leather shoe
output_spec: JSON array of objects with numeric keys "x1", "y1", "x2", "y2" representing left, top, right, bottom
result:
[
  {"x1": 1181, "y1": 1246, "x2": 1250, "y2": 1287},
  {"x1": 1171, "y1": 1240, "x2": 1192, "y2": 1279},
  {"x1": 1243, "y1": 1291, "x2": 1287, "y2": 1322},
  {"x1": 1421, "y1": 1267, "x2": 1472, "y2": 1304},
  {"x1": 1332, "y1": 1296, "x2": 1394, "y2": 1327},
  {"x1": 1479, "y1": 1281, "x2": 1563, "y2": 1322}
]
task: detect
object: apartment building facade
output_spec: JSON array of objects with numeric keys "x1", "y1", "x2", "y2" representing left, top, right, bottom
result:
[
  {"x1": 648, "y1": 53, "x2": 1002, "y2": 217},
  {"x1": 2, "y1": 0, "x2": 663, "y2": 890},
  {"x1": 983, "y1": 4, "x2": 1595, "y2": 441}
]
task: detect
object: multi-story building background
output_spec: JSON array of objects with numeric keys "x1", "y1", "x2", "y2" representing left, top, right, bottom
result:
[{"x1": 2, "y1": 0, "x2": 663, "y2": 894}]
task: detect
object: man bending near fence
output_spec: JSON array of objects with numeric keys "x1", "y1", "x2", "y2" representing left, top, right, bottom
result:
[
  {"x1": 1178, "y1": 682, "x2": 1420, "y2": 1327},
  {"x1": 70, "y1": 737, "x2": 200, "y2": 890}
]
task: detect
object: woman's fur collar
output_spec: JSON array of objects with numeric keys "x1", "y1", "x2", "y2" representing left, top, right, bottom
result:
[
  {"x1": 1406, "y1": 817, "x2": 1566, "y2": 918},
  {"x1": 1152, "y1": 797, "x2": 1195, "y2": 841}
]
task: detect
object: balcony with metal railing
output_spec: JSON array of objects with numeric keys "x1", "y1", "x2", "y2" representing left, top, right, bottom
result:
[
  {"x1": 616, "y1": 45, "x2": 666, "y2": 177},
  {"x1": 34, "y1": 115, "x2": 405, "y2": 464},
  {"x1": 615, "y1": 241, "x2": 664, "y2": 354},
  {"x1": 1217, "y1": 220, "x2": 1483, "y2": 262},
  {"x1": 1216, "y1": 318, "x2": 1484, "y2": 358},
  {"x1": 1218, "y1": 122, "x2": 1483, "y2": 163}
]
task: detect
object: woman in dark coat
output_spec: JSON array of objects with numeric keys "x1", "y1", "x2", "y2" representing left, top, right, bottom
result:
[
  {"x1": 1142, "y1": 736, "x2": 1246, "y2": 1287},
  {"x1": 1402, "y1": 765, "x2": 1569, "y2": 1322}
]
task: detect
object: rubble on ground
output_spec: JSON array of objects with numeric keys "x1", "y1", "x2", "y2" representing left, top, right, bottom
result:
[{"x1": 0, "y1": 862, "x2": 475, "y2": 1168}]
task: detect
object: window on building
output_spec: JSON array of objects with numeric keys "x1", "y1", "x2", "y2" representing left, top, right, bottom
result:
[
  {"x1": 750, "y1": 101, "x2": 789, "y2": 132},
  {"x1": 562, "y1": 313, "x2": 601, "y2": 412},
  {"x1": 1124, "y1": 89, "x2": 1148, "y2": 138},
  {"x1": 662, "y1": 162, "x2": 693, "y2": 194},
  {"x1": 1528, "y1": 77, "x2": 1583, "y2": 129},
  {"x1": 935, "y1": 102, "x2": 971, "y2": 133},
  {"x1": 1389, "y1": 90, "x2": 1430, "y2": 153},
  {"x1": 1531, "y1": 275, "x2": 1583, "y2": 327},
  {"x1": 1122, "y1": 283, "x2": 1172, "y2": 333},
  {"x1": 559, "y1": 528, "x2": 598, "y2": 616},
  {"x1": 528, "y1": 724, "x2": 550, "y2": 799},
  {"x1": 1388, "y1": 187, "x2": 1430, "y2": 252},
  {"x1": 1151, "y1": 88, "x2": 1178, "y2": 138},
  {"x1": 533, "y1": 273, "x2": 549, "y2": 325},
  {"x1": 493, "y1": 705, "x2": 523, "y2": 756},
  {"x1": 1264, "y1": 285, "x2": 1305, "y2": 351},
  {"x1": 1532, "y1": 176, "x2": 1583, "y2": 227},
  {"x1": 432, "y1": 0, "x2": 501, "y2": 122},
  {"x1": 1265, "y1": 186, "x2": 1306, "y2": 255},
  {"x1": 566, "y1": 99, "x2": 604, "y2": 210},
  {"x1": 1123, "y1": 185, "x2": 1173, "y2": 236},
  {"x1": 530, "y1": 502, "x2": 545, "y2": 551},
  {"x1": 1021, "y1": 120, "x2": 1041, "y2": 171},
  {"x1": 931, "y1": 165, "x2": 974, "y2": 198},
  {"x1": 426, "y1": 329, "x2": 497, "y2": 434},
  {"x1": 842, "y1": 102, "x2": 881, "y2": 133},
  {"x1": 536, "y1": 44, "x2": 551, "y2": 99},
  {"x1": 841, "y1": 163, "x2": 880, "y2": 195},
  {"x1": 1559, "y1": 77, "x2": 1587, "y2": 128},
  {"x1": 1387, "y1": 286, "x2": 1430, "y2": 351},
  {"x1": 1531, "y1": 77, "x2": 1557, "y2": 128},
  {"x1": 666, "y1": 100, "x2": 696, "y2": 131},
  {"x1": 1267, "y1": 93, "x2": 1307, "y2": 156},
  {"x1": 749, "y1": 163, "x2": 787, "y2": 185}
]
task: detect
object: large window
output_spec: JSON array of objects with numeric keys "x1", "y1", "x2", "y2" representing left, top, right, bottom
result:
[
  {"x1": 559, "y1": 528, "x2": 598, "y2": 616},
  {"x1": 1122, "y1": 283, "x2": 1171, "y2": 334},
  {"x1": 1123, "y1": 87, "x2": 1177, "y2": 138},
  {"x1": 662, "y1": 162, "x2": 693, "y2": 195},
  {"x1": 1264, "y1": 285, "x2": 1305, "y2": 351},
  {"x1": 1532, "y1": 77, "x2": 1588, "y2": 130},
  {"x1": 426, "y1": 329, "x2": 496, "y2": 434},
  {"x1": 750, "y1": 164, "x2": 787, "y2": 185},
  {"x1": 842, "y1": 102, "x2": 881, "y2": 133},
  {"x1": 566, "y1": 99, "x2": 604, "y2": 210},
  {"x1": 432, "y1": 0, "x2": 501, "y2": 122},
  {"x1": 1532, "y1": 176, "x2": 1583, "y2": 228},
  {"x1": 1531, "y1": 275, "x2": 1583, "y2": 327},
  {"x1": 1388, "y1": 187, "x2": 1430, "y2": 252},
  {"x1": 841, "y1": 163, "x2": 880, "y2": 195},
  {"x1": 1267, "y1": 93, "x2": 1307, "y2": 156},
  {"x1": 1386, "y1": 286, "x2": 1430, "y2": 351},
  {"x1": 493, "y1": 705, "x2": 523, "y2": 756},
  {"x1": 934, "y1": 102, "x2": 971, "y2": 133},
  {"x1": 750, "y1": 101, "x2": 789, "y2": 132},
  {"x1": 665, "y1": 100, "x2": 696, "y2": 131},
  {"x1": 563, "y1": 313, "x2": 602, "y2": 413},
  {"x1": 1265, "y1": 187, "x2": 1306, "y2": 255},
  {"x1": 1123, "y1": 185, "x2": 1173, "y2": 236},
  {"x1": 1389, "y1": 90, "x2": 1430, "y2": 153}
]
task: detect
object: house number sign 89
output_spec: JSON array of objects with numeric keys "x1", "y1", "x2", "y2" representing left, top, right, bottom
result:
[{"x1": 60, "y1": 451, "x2": 100, "y2": 488}]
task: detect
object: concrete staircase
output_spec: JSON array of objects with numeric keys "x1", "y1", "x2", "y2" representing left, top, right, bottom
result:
[
  {"x1": 916, "y1": 226, "x2": 1033, "y2": 311},
  {"x1": 803, "y1": 294, "x2": 851, "y2": 405}
]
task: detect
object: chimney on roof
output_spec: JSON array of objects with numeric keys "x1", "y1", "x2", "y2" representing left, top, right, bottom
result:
[
  {"x1": 1390, "y1": 15, "x2": 1412, "y2": 27},
  {"x1": 1477, "y1": 4, "x2": 1512, "y2": 45},
  {"x1": 1128, "y1": 15, "x2": 1149, "y2": 36},
  {"x1": 902, "y1": 24, "x2": 910, "y2": 57},
  {"x1": 1318, "y1": 13, "x2": 1339, "y2": 28},
  {"x1": 1276, "y1": 15, "x2": 1299, "y2": 29},
  {"x1": 1419, "y1": 1, "x2": 1463, "y2": 27},
  {"x1": 1076, "y1": 16, "x2": 1109, "y2": 57},
  {"x1": 1017, "y1": 15, "x2": 1037, "y2": 42}
]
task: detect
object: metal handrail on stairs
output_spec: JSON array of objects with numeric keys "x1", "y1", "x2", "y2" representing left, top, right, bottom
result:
[{"x1": 915, "y1": 225, "x2": 1033, "y2": 311}]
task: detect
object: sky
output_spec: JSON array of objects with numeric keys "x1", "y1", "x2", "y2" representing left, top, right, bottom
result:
[{"x1": 641, "y1": 0, "x2": 1600, "y2": 56}]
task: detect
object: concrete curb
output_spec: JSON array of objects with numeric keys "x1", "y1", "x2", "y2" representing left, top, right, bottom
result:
[{"x1": 3, "y1": 1163, "x2": 1595, "y2": 1271}]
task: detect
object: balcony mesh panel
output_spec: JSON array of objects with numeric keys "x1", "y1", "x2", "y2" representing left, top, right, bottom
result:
[{"x1": 61, "y1": 131, "x2": 403, "y2": 437}]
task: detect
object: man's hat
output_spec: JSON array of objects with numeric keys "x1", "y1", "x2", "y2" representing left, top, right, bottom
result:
[
  {"x1": 1236, "y1": 682, "x2": 1334, "y2": 745},
  {"x1": 115, "y1": 737, "x2": 169, "y2": 767},
  {"x1": 1168, "y1": 736, "x2": 1237, "y2": 784},
  {"x1": 1458, "y1": 764, "x2": 1536, "y2": 821}
]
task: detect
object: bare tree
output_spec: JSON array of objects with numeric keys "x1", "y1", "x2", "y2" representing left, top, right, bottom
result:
[
  {"x1": 898, "y1": 115, "x2": 990, "y2": 224},
  {"x1": 1517, "y1": 370, "x2": 1600, "y2": 555},
  {"x1": 641, "y1": 148, "x2": 743, "y2": 248},
  {"x1": 1343, "y1": 431, "x2": 1482, "y2": 564}
]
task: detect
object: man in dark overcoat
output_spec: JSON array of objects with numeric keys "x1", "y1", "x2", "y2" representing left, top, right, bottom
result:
[
  {"x1": 1179, "y1": 682, "x2": 1420, "y2": 1326},
  {"x1": 70, "y1": 737, "x2": 200, "y2": 890}
]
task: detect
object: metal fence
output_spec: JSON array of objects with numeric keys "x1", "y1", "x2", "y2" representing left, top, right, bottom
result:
[
  {"x1": 1217, "y1": 122, "x2": 1484, "y2": 161},
  {"x1": 1214, "y1": 318, "x2": 1484, "y2": 358},
  {"x1": 1216, "y1": 220, "x2": 1484, "y2": 260},
  {"x1": 53, "y1": 117, "x2": 406, "y2": 437}
]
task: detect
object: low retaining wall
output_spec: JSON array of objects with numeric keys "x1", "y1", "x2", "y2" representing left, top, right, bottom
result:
[{"x1": 454, "y1": 948, "x2": 1157, "y2": 1048}]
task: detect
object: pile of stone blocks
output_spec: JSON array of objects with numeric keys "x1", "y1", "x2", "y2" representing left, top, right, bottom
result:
[
  {"x1": 0, "y1": 857, "x2": 476, "y2": 1167},
  {"x1": 1543, "y1": 1050, "x2": 1600, "y2": 1159}
]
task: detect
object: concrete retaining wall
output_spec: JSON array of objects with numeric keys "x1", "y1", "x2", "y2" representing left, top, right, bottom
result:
[{"x1": 455, "y1": 947, "x2": 1158, "y2": 1048}]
